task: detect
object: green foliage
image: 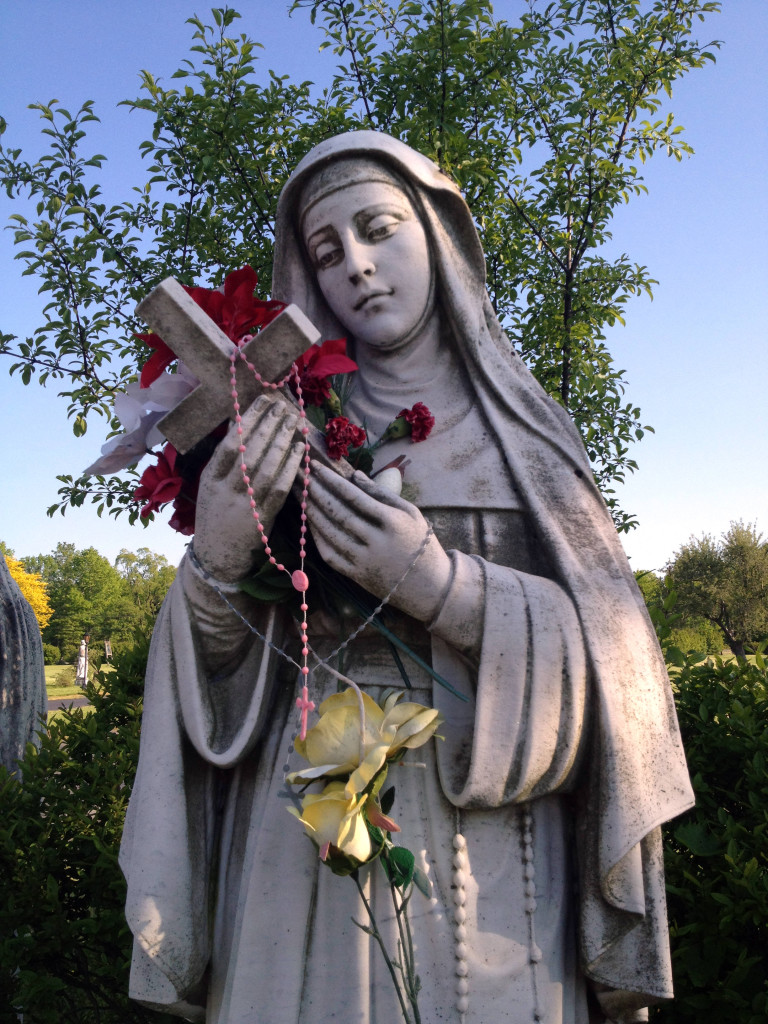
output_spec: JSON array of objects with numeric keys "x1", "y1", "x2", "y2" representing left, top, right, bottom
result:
[
  {"x1": 41, "y1": 642, "x2": 61, "y2": 664},
  {"x1": 0, "y1": 638, "x2": 175, "y2": 1023},
  {"x1": 667, "y1": 619, "x2": 722, "y2": 656},
  {"x1": 653, "y1": 649, "x2": 768, "y2": 1024},
  {"x1": 666, "y1": 521, "x2": 768, "y2": 658},
  {"x1": 115, "y1": 546, "x2": 177, "y2": 622},
  {"x1": 22, "y1": 543, "x2": 175, "y2": 660},
  {"x1": 642, "y1": 594, "x2": 768, "y2": 1023},
  {"x1": 0, "y1": 1, "x2": 720, "y2": 532},
  {"x1": 53, "y1": 664, "x2": 77, "y2": 688}
]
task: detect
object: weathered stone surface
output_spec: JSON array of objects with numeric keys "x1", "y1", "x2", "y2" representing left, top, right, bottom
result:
[
  {"x1": 138, "y1": 279, "x2": 319, "y2": 453},
  {"x1": 0, "y1": 555, "x2": 46, "y2": 776}
]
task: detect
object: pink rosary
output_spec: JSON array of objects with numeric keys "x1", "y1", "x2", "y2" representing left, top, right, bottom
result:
[{"x1": 228, "y1": 343, "x2": 315, "y2": 739}]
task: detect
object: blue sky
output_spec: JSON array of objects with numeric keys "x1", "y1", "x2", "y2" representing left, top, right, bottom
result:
[{"x1": 0, "y1": 1, "x2": 766, "y2": 571}]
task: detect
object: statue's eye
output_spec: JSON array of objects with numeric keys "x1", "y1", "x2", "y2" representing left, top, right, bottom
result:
[
  {"x1": 314, "y1": 240, "x2": 343, "y2": 270},
  {"x1": 365, "y1": 213, "x2": 402, "y2": 242}
]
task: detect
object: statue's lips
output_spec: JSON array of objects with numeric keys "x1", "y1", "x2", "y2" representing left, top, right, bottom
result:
[{"x1": 354, "y1": 289, "x2": 394, "y2": 311}]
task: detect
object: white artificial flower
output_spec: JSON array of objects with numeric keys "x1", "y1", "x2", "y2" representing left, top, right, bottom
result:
[{"x1": 83, "y1": 365, "x2": 198, "y2": 476}]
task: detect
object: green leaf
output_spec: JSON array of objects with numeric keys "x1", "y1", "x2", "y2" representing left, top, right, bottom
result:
[
  {"x1": 674, "y1": 821, "x2": 721, "y2": 857},
  {"x1": 384, "y1": 845, "x2": 415, "y2": 889}
]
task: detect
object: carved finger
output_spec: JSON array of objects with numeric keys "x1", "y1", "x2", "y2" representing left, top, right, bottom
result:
[
  {"x1": 209, "y1": 395, "x2": 278, "y2": 480},
  {"x1": 350, "y1": 467, "x2": 418, "y2": 517},
  {"x1": 306, "y1": 501, "x2": 369, "y2": 559},
  {"x1": 309, "y1": 463, "x2": 391, "y2": 530},
  {"x1": 242, "y1": 406, "x2": 299, "y2": 482}
]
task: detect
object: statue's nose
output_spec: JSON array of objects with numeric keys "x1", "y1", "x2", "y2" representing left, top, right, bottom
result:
[{"x1": 345, "y1": 240, "x2": 375, "y2": 284}]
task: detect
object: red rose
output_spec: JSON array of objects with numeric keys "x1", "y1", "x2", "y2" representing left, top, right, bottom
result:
[
  {"x1": 291, "y1": 338, "x2": 357, "y2": 407},
  {"x1": 397, "y1": 402, "x2": 435, "y2": 443},
  {"x1": 325, "y1": 417, "x2": 367, "y2": 460},
  {"x1": 134, "y1": 444, "x2": 184, "y2": 518}
]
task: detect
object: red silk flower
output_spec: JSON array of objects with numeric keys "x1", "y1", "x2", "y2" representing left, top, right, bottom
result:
[
  {"x1": 137, "y1": 333, "x2": 176, "y2": 389},
  {"x1": 168, "y1": 475, "x2": 200, "y2": 536},
  {"x1": 137, "y1": 266, "x2": 285, "y2": 388},
  {"x1": 134, "y1": 444, "x2": 185, "y2": 518},
  {"x1": 184, "y1": 265, "x2": 284, "y2": 344},
  {"x1": 325, "y1": 417, "x2": 367, "y2": 460},
  {"x1": 292, "y1": 338, "x2": 357, "y2": 406}
]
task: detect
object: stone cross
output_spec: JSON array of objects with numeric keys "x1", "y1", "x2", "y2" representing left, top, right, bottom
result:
[{"x1": 136, "y1": 278, "x2": 354, "y2": 478}]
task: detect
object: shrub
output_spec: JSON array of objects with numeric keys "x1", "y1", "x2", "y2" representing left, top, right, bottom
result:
[
  {"x1": 53, "y1": 665, "x2": 77, "y2": 688},
  {"x1": 41, "y1": 643, "x2": 61, "y2": 665},
  {"x1": 653, "y1": 648, "x2": 768, "y2": 1023},
  {"x1": 0, "y1": 636, "x2": 175, "y2": 1023},
  {"x1": 668, "y1": 619, "x2": 723, "y2": 656}
]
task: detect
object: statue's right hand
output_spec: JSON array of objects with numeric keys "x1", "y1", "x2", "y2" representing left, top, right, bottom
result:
[{"x1": 193, "y1": 395, "x2": 303, "y2": 582}]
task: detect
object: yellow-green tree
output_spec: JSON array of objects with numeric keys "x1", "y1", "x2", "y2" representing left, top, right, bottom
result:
[{"x1": 3, "y1": 554, "x2": 53, "y2": 631}]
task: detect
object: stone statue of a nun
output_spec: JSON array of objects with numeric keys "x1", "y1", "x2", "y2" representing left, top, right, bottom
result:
[{"x1": 120, "y1": 132, "x2": 694, "y2": 1023}]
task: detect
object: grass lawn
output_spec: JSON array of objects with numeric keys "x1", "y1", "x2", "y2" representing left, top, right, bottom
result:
[
  {"x1": 44, "y1": 663, "x2": 113, "y2": 701},
  {"x1": 44, "y1": 664, "x2": 82, "y2": 700}
]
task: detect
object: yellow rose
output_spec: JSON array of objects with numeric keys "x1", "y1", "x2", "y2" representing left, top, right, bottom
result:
[
  {"x1": 288, "y1": 688, "x2": 443, "y2": 796},
  {"x1": 288, "y1": 781, "x2": 372, "y2": 865}
]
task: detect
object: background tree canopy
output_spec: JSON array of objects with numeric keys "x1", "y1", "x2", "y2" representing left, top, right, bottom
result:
[
  {"x1": 0, "y1": 547, "x2": 53, "y2": 631},
  {"x1": 665, "y1": 521, "x2": 768, "y2": 659},
  {"x1": 0, "y1": 0, "x2": 719, "y2": 534},
  {"x1": 20, "y1": 543, "x2": 175, "y2": 662}
]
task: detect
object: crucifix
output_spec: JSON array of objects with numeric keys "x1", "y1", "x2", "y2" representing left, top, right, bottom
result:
[{"x1": 136, "y1": 277, "x2": 354, "y2": 479}]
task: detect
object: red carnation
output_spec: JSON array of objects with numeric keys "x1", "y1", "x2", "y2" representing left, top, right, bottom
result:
[
  {"x1": 325, "y1": 417, "x2": 367, "y2": 461},
  {"x1": 291, "y1": 338, "x2": 357, "y2": 407},
  {"x1": 134, "y1": 444, "x2": 185, "y2": 518},
  {"x1": 397, "y1": 402, "x2": 435, "y2": 443}
]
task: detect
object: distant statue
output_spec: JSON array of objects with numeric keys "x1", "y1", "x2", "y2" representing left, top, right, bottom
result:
[
  {"x1": 75, "y1": 633, "x2": 90, "y2": 688},
  {"x1": 121, "y1": 132, "x2": 693, "y2": 1023},
  {"x1": 0, "y1": 554, "x2": 46, "y2": 776}
]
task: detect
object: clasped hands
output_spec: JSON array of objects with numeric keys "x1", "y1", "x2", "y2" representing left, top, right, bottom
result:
[{"x1": 193, "y1": 395, "x2": 452, "y2": 623}]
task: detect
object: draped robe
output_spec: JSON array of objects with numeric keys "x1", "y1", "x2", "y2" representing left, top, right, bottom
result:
[{"x1": 120, "y1": 130, "x2": 694, "y2": 1024}]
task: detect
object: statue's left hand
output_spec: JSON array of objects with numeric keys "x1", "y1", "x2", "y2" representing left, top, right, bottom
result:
[{"x1": 306, "y1": 463, "x2": 452, "y2": 623}]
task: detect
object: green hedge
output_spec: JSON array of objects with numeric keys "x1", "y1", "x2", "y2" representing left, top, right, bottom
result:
[
  {"x1": 41, "y1": 643, "x2": 61, "y2": 666},
  {"x1": 0, "y1": 637, "x2": 174, "y2": 1024},
  {"x1": 651, "y1": 596, "x2": 768, "y2": 1023}
]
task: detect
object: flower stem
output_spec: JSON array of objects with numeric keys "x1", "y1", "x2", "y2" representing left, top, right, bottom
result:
[
  {"x1": 352, "y1": 872, "x2": 412, "y2": 1024},
  {"x1": 388, "y1": 876, "x2": 421, "y2": 1024}
]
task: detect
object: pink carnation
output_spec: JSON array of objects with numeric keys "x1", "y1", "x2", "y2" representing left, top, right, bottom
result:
[
  {"x1": 325, "y1": 417, "x2": 367, "y2": 461},
  {"x1": 397, "y1": 402, "x2": 435, "y2": 443}
]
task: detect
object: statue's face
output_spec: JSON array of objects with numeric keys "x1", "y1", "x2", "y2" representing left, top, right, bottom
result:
[{"x1": 302, "y1": 180, "x2": 432, "y2": 349}]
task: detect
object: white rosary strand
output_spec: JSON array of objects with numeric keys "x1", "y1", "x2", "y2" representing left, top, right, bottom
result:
[
  {"x1": 452, "y1": 809, "x2": 470, "y2": 1023},
  {"x1": 522, "y1": 805, "x2": 543, "y2": 1023}
]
